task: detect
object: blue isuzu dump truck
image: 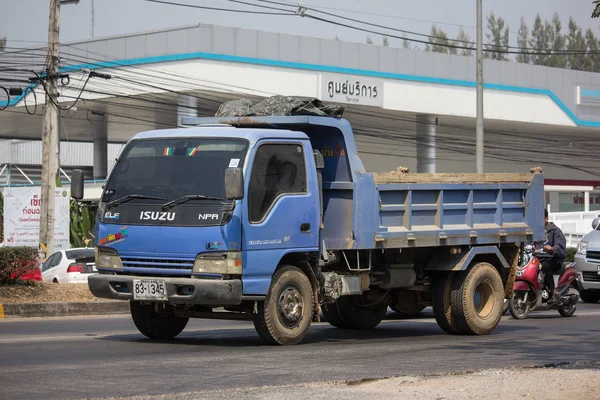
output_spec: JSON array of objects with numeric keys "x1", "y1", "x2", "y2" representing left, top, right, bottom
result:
[{"x1": 72, "y1": 113, "x2": 545, "y2": 345}]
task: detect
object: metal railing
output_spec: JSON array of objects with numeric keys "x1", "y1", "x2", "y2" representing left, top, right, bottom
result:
[{"x1": 549, "y1": 211, "x2": 600, "y2": 247}]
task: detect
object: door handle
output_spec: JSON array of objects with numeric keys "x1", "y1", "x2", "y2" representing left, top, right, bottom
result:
[{"x1": 300, "y1": 223, "x2": 311, "y2": 233}]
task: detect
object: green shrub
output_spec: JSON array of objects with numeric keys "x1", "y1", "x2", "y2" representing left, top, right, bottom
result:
[
  {"x1": 70, "y1": 200, "x2": 97, "y2": 248},
  {"x1": 0, "y1": 246, "x2": 39, "y2": 284},
  {"x1": 566, "y1": 247, "x2": 577, "y2": 263}
]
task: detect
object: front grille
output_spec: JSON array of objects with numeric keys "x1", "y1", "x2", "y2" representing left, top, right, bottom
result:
[
  {"x1": 582, "y1": 272, "x2": 600, "y2": 282},
  {"x1": 121, "y1": 257, "x2": 194, "y2": 271},
  {"x1": 586, "y1": 251, "x2": 600, "y2": 261}
]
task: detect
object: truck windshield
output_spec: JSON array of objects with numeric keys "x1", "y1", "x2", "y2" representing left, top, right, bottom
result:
[{"x1": 102, "y1": 138, "x2": 249, "y2": 203}]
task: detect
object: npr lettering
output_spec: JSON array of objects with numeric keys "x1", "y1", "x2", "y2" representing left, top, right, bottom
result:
[{"x1": 198, "y1": 214, "x2": 219, "y2": 220}]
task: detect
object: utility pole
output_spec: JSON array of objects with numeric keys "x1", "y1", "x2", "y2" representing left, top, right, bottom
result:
[
  {"x1": 91, "y1": 0, "x2": 95, "y2": 38},
  {"x1": 475, "y1": 0, "x2": 484, "y2": 173},
  {"x1": 39, "y1": 0, "x2": 61, "y2": 262}
]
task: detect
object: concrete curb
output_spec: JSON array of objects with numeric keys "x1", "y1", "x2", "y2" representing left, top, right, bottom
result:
[{"x1": 0, "y1": 301, "x2": 130, "y2": 318}]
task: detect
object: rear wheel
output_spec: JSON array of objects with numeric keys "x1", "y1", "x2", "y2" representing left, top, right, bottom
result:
[
  {"x1": 252, "y1": 266, "x2": 313, "y2": 345},
  {"x1": 508, "y1": 290, "x2": 531, "y2": 319},
  {"x1": 130, "y1": 301, "x2": 189, "y2": 339},
  {"x1": 321, "y1": 301, "x2": 348, "y2": 328},
  {"x1": 558, "y1": 285, "x2": 579, "y2": 317},
  {"x1": 451, "y1": 263, "x2": 504, "y2": 335},
  {"x1": 432, "y1": 272, "x2": 461, "y2": 334},
  {"x1": 336, "y1": 290, "x2": 389, "y2": 329},
  {"x1": 579, "y1": 289, "x2": 600, "y2": 304}
]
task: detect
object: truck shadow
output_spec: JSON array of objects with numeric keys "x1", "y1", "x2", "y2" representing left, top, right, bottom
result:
[{"x1": 95, "y1": 317, "x2": 529, "y2": 347}]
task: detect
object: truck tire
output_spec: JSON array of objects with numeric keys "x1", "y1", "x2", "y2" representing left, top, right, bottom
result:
[
  {"x1": 321, "y1": 301, "x2": 348, "y2": 328},
  {"x1": 335, "y1": 290, "x2": 389, "y2": 329},
  {"x1": 450, "y1": 263, "x2": 504, "y2": 335},
  {"x1": 580, "y1": 290, "x2": 600, "y2": 303},
  {"x1": 252, "y1": 265, "x2": 313, "y2": 345},
  {"x1": 432, "y1": 272, "x2": 461, "y2": 334},
  {"x1": 130, "y1": 301, "x2": 189, "y2": 340}
]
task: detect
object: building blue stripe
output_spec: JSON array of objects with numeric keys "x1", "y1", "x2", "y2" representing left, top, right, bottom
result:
[
  {"x1": 580, "y1": 88, "x2": 600, "y2": 98},
  {"x1": 3, "y1": 51, "x2": 599, "y2": 127}
]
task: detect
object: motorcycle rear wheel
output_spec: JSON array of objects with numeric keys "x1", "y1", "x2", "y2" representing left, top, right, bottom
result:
[
  {"x1": 558, "y1": 285, "x2": 579, "y2": 318},
  {"x1": 508, "y1": 290, "x2": 531, "y2": 319}
]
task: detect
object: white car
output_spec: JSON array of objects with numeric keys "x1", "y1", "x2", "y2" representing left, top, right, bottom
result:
[{"x1": 41, "y1": 247, "x2": 97, "y2": 284}]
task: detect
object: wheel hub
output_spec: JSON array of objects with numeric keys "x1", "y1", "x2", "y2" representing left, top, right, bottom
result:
[
  {"x1": 473, "y1": 279, "x2": 495, "y2": 319},
  {"x1": 278, "y1": 286, "x2": 303, "y2": 327}
]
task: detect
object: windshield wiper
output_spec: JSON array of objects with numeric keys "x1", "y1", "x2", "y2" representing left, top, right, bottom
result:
[
  {"x1": 107, "y1": 194, "x2": 167, "y2": 208},
  {"x1": 161, "y1": 194, "x2": 228, "y2": 210}
]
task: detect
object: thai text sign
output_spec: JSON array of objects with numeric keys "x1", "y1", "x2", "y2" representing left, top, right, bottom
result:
[
  {"x1": 320, "y1": 73, "x2": 383, "y2": 107},
  {"x1": 2, "y1": 187, "x2": 71, "y2": 250}
]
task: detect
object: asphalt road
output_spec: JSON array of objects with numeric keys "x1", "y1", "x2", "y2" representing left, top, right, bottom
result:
[{"x1": 1, "y1": 304, "x2": 600, "y2": 400}]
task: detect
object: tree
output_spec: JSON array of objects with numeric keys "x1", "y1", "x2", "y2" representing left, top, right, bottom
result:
[
  {"x1": 401, "y1": 35, "x2": 414, "y2": 50},
  {"x1": 545, "y1": 13, "x2": 567, "y2": 68},
  {"x1": 383, "y1": 36, "x2": 389, "y2": 47},
  {"x1": 0, "y1": 37, "x2": 6, "y2": 52},
  {"x1": 425, "y1": 25, "x2": 456, "y2": 54},
  {"x1": 584, "y1": 29, "x2": 600, "y2": 72},
  {"x1": 366, "y1": 35, "x2": 374, "y2": 45},
  {"x1": 593, "y1": 0, "x2": 600, "y2": 18},
  {"x1": 485, "y1": 12, "x2": 509, "y2": 61},
  {"x1": 529, "y1": 14, "x2": 550, "y2": 66},
  {"x1": 516, "y1": 17, "x2": 531, "y2": 64},
  {"x1": 566, "y1": 17, "x2": 586, "y2": 71},
  {"x1": 456, "y1": 27, "x2": 474, "y2": 57}
]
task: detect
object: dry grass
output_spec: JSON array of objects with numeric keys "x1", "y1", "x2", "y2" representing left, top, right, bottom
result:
[{"x1": 0, "y1": 282, "x2": 111, "y2": 304}]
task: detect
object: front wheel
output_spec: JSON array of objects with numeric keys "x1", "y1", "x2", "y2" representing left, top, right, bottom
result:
[
  {"x1": 508, "y1": 291, "x2": 531, "y2": 319},
  {"x1": 252, "y1": 265, "x2": 313, "y2": 345},
  {"x1": 130, "y1": 301, "x2": 189, "y2": 339}
]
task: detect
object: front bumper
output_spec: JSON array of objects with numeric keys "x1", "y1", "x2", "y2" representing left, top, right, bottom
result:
[
  {"x1": 88, "y1": 274, "x2": 243, "y2": 306},
  {"x1": 574, "y1": 254, "x2": 600, "y2": 290}
]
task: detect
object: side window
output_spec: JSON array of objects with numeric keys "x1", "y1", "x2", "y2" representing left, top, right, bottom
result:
[
  {"x1": 41, "y1": 255, "x2": 55, "y2": 272},
  {"x1": 249, "y1": 143, "x2": 307, "y2": 223},
  {"x1": 53, "y1": 252, "x2": 62, "y2": 267}
]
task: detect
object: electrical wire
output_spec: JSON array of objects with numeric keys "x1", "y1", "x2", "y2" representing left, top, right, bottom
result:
[
  {"x1": 23, "y1": 85, "x2": 38, "y2": 115},
  {"x1": 5, "y1": 41, "x2": 600, "y2": 175},
  {"x1": 0, "y1": 86, "x2": 9, "y2": 110},
  {"x1": 251, "y1": 0, "x2": 597, "y2": 55},
  {"x1": 143, "y1": 0, "x2": 295, "y2": 15}
]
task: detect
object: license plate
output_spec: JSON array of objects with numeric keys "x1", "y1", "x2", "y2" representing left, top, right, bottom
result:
[
  {"x1": 133, "y1": 279, "x2": 167, "y2": 301},
  {"x1": 597, "y1": 265, "x2": 600, "y2": 275}
]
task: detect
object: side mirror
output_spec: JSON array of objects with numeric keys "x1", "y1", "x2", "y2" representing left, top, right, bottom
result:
[
  {"x1": 224, "y1": 167, "x2": 244, "y2": 200},
  {"x1": 593, "y1": 218, "x2": 600, "y2": 230},
  {"x1": 71, "y1": 169, "x2": 84, "y2": 200}
]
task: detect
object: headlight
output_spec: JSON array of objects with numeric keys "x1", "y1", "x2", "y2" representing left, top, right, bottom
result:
[
  {"x1": 577, "y1": 241, "x2": 588, "y2": 256},
  {"x1": 95, "y1": 247, "x2": 123, "y2": 270},
  {"x1": 193, "y1": 252, "x2": 242, "y2": 275}
]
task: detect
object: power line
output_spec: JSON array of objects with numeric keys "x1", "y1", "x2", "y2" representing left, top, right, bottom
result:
[
  {"x1": 228, "y1": 0, "x2": 600, "y2": 55},
  {"x1": 143, "y1": 0, "x2": 295, "y2": 15}
]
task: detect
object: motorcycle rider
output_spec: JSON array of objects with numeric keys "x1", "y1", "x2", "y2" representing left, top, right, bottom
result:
[{"x1": 536, "y1": 209, "x2": 567, "y2": 304}]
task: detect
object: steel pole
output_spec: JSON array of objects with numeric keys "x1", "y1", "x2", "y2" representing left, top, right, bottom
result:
[{"x1": 475, "y1": 0, "x2": 484, "y2": 173}]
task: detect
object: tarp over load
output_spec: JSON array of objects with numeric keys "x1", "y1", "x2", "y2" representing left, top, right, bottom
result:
[{"x1": 215, "y1": 96, "x2": 345, "y2": 118}]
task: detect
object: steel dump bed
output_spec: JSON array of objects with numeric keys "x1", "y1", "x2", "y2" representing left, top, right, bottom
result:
[{"x1": 182, "y1": 115, "x2": 546, "y2": 251}]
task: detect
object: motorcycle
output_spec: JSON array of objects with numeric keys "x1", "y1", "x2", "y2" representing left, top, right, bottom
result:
[{"x1": 508, "y1": 244, "x2": 580, "y2": 319}]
